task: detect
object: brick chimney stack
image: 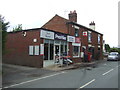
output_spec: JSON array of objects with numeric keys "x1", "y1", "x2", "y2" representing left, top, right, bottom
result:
[
  {"x1": 68, "y1": 10, "x2": 77, "y2": 22},
  {"x1": 89, "y1": 21, "x2": 95, "y2": 30}
]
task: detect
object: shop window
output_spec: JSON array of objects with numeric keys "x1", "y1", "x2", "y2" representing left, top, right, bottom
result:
[
  {"x1": 88, "y1": 31, "x2": 92, "y2": 43},
  {"x1": 44, "y1": 39, "x2": 54, "y2": 60},
  {"x1": 50, "y1": 43, "x2": 54, "y2": 60},
  {"x1": 44, "y1": 43, "x2": 49, "y2": 60},
  {"x1": 60, "y1": 41, "x2": 67, "y2": 56},
  {"x1": 55, "y1": 40, "x2": 60, "y2": 44},
  {"x1": 65, "y1": 45, "x2": 67, "y2": 55},
  {"x1": 61, "y1": 44, "x2": 64, "y2": 56},
  {"x1": 73, "y1": 46, "x2": 80, "y2": 57},
  {"x1": 75, "y1": 29, "x2": 79, "y2": 37}
]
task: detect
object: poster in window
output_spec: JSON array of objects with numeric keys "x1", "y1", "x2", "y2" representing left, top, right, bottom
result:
[
  {"x1": 34, "y1": 45, "x2": 39, "y2": 55},
  {"x1": 40, "y1": 44, "x2": 44, "y2": 56},
  {"x1": 29, "y1": 46, "x2": 34, "y2": 55}
]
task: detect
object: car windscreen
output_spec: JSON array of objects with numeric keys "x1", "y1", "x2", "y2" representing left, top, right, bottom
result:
[{"x1": 109, "y1": 54, "x2": 118, "y2": 56}]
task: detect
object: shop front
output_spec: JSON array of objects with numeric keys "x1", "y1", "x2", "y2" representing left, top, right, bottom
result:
[{"x1": 40, "y1": 29, "x2": 68, "y2": 67}]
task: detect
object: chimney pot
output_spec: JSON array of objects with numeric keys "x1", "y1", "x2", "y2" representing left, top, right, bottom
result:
[
  {"x1": 89, "y1": 21, "x2": 95, "y2": 30},
  {"x1": 68, "y1": 10, "x2": 77, "y2": 22},
  {"x1": 73, "y1": 10, "x2": 76, "y2": 13}
]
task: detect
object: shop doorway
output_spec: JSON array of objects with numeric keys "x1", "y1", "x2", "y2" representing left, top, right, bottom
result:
[
  {"x1": 43, "y1": 39, "x2": 68, "y2": 67},
  {"x1": 54, "y1": 44, "x2": 60, "y2": 60}
]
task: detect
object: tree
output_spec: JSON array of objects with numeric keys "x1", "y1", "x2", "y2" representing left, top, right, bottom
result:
[
  {"x1": 13, "y1": 24, "x2": 22, "y2": 32},
  {"x1": 105, "y1": 44, "x2": 110, "y2": 52},
  {"x1": 0, "y1": 15, "x2": 9, "y2": 55}
]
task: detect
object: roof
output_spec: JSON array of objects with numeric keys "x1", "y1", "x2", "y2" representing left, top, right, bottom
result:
[
  {"x1": 8, "y1": 28, "x2": 41, "y2": 33},
  {"x1": 8, "y1": 14, "x2": 103, "y2": 35},
  {"x1": 67, "y1": 21, "x2": 103, "y2": 35}
]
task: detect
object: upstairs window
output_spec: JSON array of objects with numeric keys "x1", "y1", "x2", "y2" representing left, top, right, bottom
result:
[
  {"x1": 75, "y1": 28, "x2": 79, "y2": 37},
  {"x1": 98, "y1": 34, "x2": 101, "y2": 44},
  {"x1": 88, "y1": 31, "x2": 92, "y2": 43}
]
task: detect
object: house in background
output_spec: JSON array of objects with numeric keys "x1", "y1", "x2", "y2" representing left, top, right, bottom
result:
[{"x1": 3, "y1": 10, "x2": 103, "y2": 68}]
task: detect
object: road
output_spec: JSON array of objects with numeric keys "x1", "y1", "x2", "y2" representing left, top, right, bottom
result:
[{"x1": 2, "y1": 60, "x2": 120, "y2": 89}]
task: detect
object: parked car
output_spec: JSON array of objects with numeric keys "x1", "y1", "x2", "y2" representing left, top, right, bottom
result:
[{"x1": 107, "y1": 52, "x2": 120, "y2": 61}]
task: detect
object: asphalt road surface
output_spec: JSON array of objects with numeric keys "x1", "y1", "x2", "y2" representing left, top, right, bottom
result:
[{"x1": 2, "y1": 60, "x2": 120, "y2": 89}]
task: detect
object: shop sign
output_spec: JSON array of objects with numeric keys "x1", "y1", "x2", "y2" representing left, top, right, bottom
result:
[
  {"x1": 67, "y1": 36, "x2": 75, "y2": 42},
  {"x1": 55, "y1": 32, "x2": 67, "y2": 41},
  {"x1": 83, "y1": 31, "x2": 87, "y2": 36},
  {"x1": 72, "y1": 43, "x2": 81, "y2": 46},
  {"x1": 88, "y1": 44, "x2": 92, "y2": 47},
  {"x1": 40, "y1": 29, "x2": 54, "y2": 40},
  {"x1": 75, "y1": 37, "x2": 81, "y2": 43}
]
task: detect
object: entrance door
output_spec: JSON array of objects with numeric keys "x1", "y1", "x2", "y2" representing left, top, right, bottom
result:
[{"x1": 54, "y1": 44, "x2": 60, "y2": 60}]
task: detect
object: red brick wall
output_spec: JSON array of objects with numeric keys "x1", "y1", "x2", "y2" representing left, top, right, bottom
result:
[
  {"x1": 42, "y1": 15, "x2": 68, "y2": 34},
  {"x1": 3, "y1": 29, "x2": 43, "y2": 68},
  {"x1": 3, "y1": 14, "x2": 103, "y2": 68}
]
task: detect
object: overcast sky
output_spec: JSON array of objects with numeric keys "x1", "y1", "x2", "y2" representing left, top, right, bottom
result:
[{"x1": 0, "y1": 0, "x2": 119, "y2": 47}]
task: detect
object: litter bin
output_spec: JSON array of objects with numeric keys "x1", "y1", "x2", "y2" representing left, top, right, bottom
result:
[{"x1": 88, "y1": 52, "x2": 92, "y2": 62}]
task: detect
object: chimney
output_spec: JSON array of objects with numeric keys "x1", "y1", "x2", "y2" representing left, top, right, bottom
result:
[
  {"x1": 89, "y1": 21, "x2": 95, "y2": 30},
  {"x1": 68, "y1": 10, "x2": 77, "y2": 22}
]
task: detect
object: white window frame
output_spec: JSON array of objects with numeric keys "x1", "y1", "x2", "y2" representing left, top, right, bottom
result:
[
  {"x1": 98, "y1": 34, "x2": 101, "y2": 44},
  {"x1": 72, "y1": 43, "x2": 80, "y2": 58},
  {"x1": 34, "y1": 45, "x2": 39, "y2": 55},
  {"x1": 29, "y1": 46, "x2": 34, "y2": 55},
  {"x1": 88, "y1": 31, "x2": 92, "y2": 43},
  {"x1": 74, "y1": 28, "x2": 79, "y2": 37}
]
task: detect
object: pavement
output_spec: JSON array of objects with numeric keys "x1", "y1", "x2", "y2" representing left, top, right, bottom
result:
[
  {"x1": 2, "y1": 59, "x2": 107, "y2": 88},
  {"x1": 44, "y1": 59, "x2": 107, "y2": 71}
]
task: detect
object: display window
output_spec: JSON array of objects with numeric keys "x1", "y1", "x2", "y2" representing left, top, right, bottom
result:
[
  {"x1": 73, "y1": 46, "x2": 80, "y2": 57},
  {"x1": 44, "y1": 39, "x2": 68, "y2": 60},
  {"x1": 72, "y1": 43, "x2": 80, "y2": 57}
]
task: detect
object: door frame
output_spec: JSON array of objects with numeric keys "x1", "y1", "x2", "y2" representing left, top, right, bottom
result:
[{"x1": 54, "y1": 44, "x2": 61, "y2": 60}]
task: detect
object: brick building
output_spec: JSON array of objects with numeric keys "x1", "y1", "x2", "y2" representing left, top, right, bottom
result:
[{"x1": 3, "y1": 10, "x2": 103, "y2": 68}]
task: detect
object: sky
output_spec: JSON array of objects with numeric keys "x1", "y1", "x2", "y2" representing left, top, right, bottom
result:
[{"x1": 0, "y1": 0, "x2": 119, "y2": 47}]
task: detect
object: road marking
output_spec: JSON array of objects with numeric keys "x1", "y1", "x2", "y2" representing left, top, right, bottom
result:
[
  {"x1": 102, "y1": 69, "x2": 114, "y2": 76},
  {"x1": 79, "y1": 79, "x2": 95, "y2": 89},
  {"x1": 3, "y1": 71, "x2": 66, "y2": 89}
]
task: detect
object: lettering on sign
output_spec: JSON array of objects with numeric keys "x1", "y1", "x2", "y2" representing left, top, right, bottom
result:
[
  {"x1": 40, "y1": 29, "x2": 54, "y2": 40},
  {"x1": 67, "y1": 36, "x2": 75, "y2": 42},
  {"x1": 75, "y1": 37, "x2": 81, "y2": 43},
  {"x1": 55, "y1": 32, "x2": 67, "y2": 41}
]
